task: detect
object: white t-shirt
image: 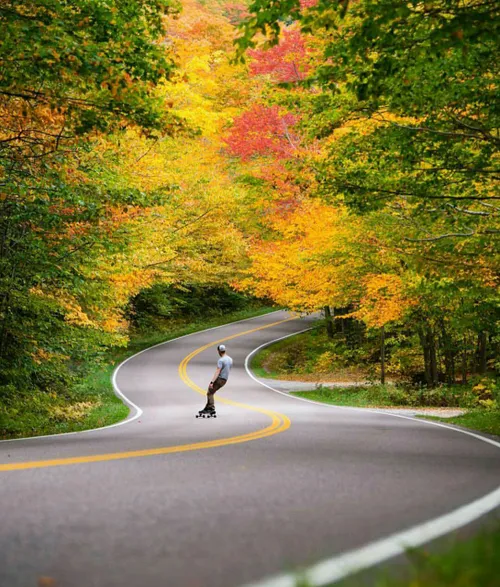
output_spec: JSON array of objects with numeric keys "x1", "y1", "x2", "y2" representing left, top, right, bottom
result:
[{"x1": 217, "y1": 355, "x2": 233, "y2": 380}]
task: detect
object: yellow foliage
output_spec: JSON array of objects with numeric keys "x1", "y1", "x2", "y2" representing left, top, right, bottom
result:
[
  {"x1": 238, "y1": 196, "x2": 417, "y2": 328},
  {"x1": 238, "y1": 199, "x2": 370, "y2": 311},
  {"x1": 348, "y1": 274, "x2": 418, "y2": 328},
  {"x1": 51, "y1": 401, "x2": 100, "y2": 422},
  {"x1": 31, "y1": 348, "x2": 67, "y2": 365},
  {"x1": 162, "y1": 0, "x2": 251, "y2": 138},
  {"x1": 45, "y1": 0, "x2": 256, "y2": 337},
  {"x1": 478, "y1": 399, "x2": 497, "y2": 410},
  {"x1": 314, "y1": 351, "x2": 339, "y2": 374}
]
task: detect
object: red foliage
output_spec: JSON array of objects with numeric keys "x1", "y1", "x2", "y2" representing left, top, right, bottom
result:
[
  {"x1": 299, "y1": 0, "x2": 319, "y2": 8},
  {"x1": 248, "y1": 29, "x2": 309, "y2": 83},
  {"x1": 224, "y1": 104, "x2": 299, "y2": 160},
  {"x1": 259, "y1": 162, "x2": 302, "y2": 202},
  {"x1": 223, "y1": 2, "x2": 250, "y2": 24}
]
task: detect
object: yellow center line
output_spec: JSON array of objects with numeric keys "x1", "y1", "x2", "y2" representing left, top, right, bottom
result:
[{"x1": 0, "y1": 316, "x2": 296, "y2": 471}]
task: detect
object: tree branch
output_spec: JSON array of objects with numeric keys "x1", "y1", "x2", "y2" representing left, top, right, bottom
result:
[
  {"x1": 405, "y1": 230, "x2": 475, "y2": 242},
  {"x1": 445, "y1": 204, "x2": 492, "y2": 216}
]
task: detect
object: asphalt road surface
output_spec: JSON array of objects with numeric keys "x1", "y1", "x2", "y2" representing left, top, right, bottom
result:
[{"x1": 1, "y1": 311, "x2": 500, "y2": 587}]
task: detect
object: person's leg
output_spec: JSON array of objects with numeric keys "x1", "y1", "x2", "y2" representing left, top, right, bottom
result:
[
  {"x1": 206, "y1": 378, "x2": 226, "y2": 409},
  {"x1": 206, "y1": 385, "x2": 215, "y2": 409}
]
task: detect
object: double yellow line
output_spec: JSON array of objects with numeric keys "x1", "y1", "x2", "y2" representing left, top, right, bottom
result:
[
  {"x1": 0, "y1": 317, "x2": 294, "y2": 471},
  {"x1": 178, "y1": 318, "x2": 294, "y2": 443}
]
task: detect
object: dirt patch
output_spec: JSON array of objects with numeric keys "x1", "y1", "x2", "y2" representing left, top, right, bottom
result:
[{"x1": 381, "y1": 407, "x2": 466, "y2": 418}]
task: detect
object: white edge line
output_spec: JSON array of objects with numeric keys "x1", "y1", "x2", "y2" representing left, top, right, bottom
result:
[
  {"x1": 0, "y1": 309, "x2": 285, "y2": 444},
  {"x1": 243, "y1": 329, "x2": 500, "y2": 587}
]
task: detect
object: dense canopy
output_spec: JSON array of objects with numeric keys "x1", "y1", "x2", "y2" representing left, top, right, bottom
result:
[{"x1": 0, "y1": 0, "x2": 498, "y2": 419}]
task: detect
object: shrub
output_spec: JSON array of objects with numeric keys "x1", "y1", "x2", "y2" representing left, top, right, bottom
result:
[{"x1": 313, "y1": 351, "x2": 338, "y2": 374}]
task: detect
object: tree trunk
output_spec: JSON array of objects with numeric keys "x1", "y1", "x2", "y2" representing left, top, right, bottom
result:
[
  {"x1": 380, "y1": 325, "x2": 386, "y2": 385},
  {"x1": 476, "y1": 331, "x2": 488, "y2": 374},
  {"x1": 461, "y1": 335, "x2": 468, "y2": 384},
  {"x1": 418, "y1": 324, "x2": 438, "y2": 388},
  {"x1": 429, "y1": 328, "x2": 438, "y2": 387},
  {"x1": 418, "y1": 327, "x2": 432, "y2": 387},
  {"x1": 0, "y1": 231, "x2": 22, "y2": 360},
  {"x1": 333, "y1": 307, "x2": 346, "y2": 335},
  {"x1": 324, "y1": 306, "x2": 334, "y2": 339},
  {"x1": 439, "y1": 319, "x2": 455, "y2": 385}
]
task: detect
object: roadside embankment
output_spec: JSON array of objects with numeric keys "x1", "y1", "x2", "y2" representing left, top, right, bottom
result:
[{"x1": 250, "y1": 327, "x2": 500, "y2": 436}]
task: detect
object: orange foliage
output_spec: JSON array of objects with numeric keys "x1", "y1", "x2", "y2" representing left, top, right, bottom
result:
[
  {"x1": 346, "y1": 274, "x2": 418, "y2": 328},
  {"x1": 238, "y1": 200, "x2": 368, "y2": 311}
]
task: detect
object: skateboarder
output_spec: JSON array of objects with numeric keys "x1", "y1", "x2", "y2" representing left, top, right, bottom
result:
[{"x1": 197, "y1": 344, "x2": 233, "y2": 418}]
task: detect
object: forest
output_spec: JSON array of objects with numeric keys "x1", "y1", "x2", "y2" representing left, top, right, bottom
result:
[{"x1": 0, "y1": 0, "x2": 498, "y2": 436}]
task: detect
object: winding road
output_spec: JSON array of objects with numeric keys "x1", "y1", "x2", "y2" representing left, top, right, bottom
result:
[{"x1": 1, "y1": 311, "x2": 500, "y2": 587}]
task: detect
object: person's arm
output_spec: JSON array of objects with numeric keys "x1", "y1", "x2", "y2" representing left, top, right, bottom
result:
[{"x1": 210, "y1": 366, "x2": 222, "y2": 386}]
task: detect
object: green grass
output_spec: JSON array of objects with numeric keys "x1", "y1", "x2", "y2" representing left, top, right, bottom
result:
[
  {"x1": 250, "y1": 327, "x2": 370, "y2": 382},
  {"x1": 292, "y1": 388, "x2": 500, "y2": 438},
  {"x1": 0, "y1": 306, "x2": 276, "y2": 440},
  {"x1": 291, "y1": 386, "x2": 404, "y2": 407},
  {"x1": 291, "y1": 382, "x2": 480, "y2": 409},
  {"x1": 291, "y1": 524, "x2": 500, "y2": 587},
  {"x1": 420, "y1": 409, "x2": 500, "y2": 437},
  {"x1": 251, "y1": 362, "x2": 274, "y2": 379},
  {"x1": 334, "y1": 523, "x2": 500, "y2": 587},
  {"x1": 250, "y1": 334, "x2": 307, "y2": 379},
  {"x1": 0, "y1": 364, "x2": 129, "y2": 440}
]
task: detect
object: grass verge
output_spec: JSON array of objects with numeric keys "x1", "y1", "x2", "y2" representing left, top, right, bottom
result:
[
  {"x1": 291, "y1": 386, "x2": 399, "y2": 407},
  {"x1": 331, "y1": 522, "x2": 500, "y2": 587},
  {"x1": 255, "y1": 331, "x2": 500, "y2": 435},
  {"x1": 0, "y1": 306, "x2": 276, "y2": 440},
  {"x1": 419, "y1": 410, "x2": 500, "y2": 437},
  {"x1": 291, "y1": 389, "x2": 500, "y2": 437},
  {"x1": 250, "y1": 335, "x2": 301, "y2": 379},
  {"x1": 291, "y1": 383, "x2": 477, "y2": 409}
]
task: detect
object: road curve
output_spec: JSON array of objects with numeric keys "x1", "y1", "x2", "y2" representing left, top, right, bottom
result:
[{"x1": 1, "y1": 311, "x2": 500, "y2": 587}]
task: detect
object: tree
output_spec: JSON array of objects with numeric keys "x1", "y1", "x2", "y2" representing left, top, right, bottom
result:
[
  {"x1": 224, "y1": 104, "x2": 299, "y2": 160},
  {"x1": 237, "y1": 0, "x2": 500, "y2": 242},
  {"x1": 0, "y1": 0, "x2": 251, "y2": 398},
  {"x1": 237, "y1": 199, "x2": 370, "y2": 311},
  {"x1": 233, "y1": 0, "x2": 499, "y2": 385},
  {"x1": 248, "y1": 28, "x2": 310, "y2": 83}
]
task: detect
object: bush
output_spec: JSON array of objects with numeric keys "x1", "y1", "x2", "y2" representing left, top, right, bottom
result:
[
  {"x1": 263, "y1": 342, "x2": 309, "y2": 374},
  {"x1": 471, "y1": 378, "x2": 499, "y2": 409},
  {"x1": 313, "y1": 351, "x2": 339, "y2": 374},
  {"x1": 386, "y1": 346, "x2": 425, "y2": 378},
  {"x1": 386, "y1": 386, "x2": 415, "y2": 406}
]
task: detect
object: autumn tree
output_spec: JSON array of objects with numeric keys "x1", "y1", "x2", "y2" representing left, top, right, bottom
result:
[
  {"x1": 0, "y1": 0, "x2": 188, "y2": 400},
  {"x1": 225, "y1": 104, "x2": 299, "y2": 160},
  {"x1": 233, "y1": 0, "x2": 500, "y2": 386},
  {"x1": 238, "y1": 0, "x2": 500, "y2": 243},
  {"x1": 248, "y1": 28, "x2": 310, "y2": 83}
]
